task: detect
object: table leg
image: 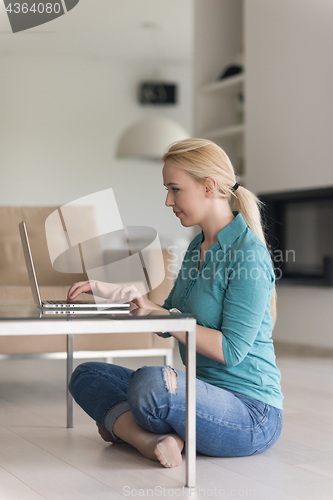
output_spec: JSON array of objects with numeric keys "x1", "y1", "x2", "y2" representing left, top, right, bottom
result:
[
  {"x1": 186, "y1": 324, "x2": 196, "y2": 488},
  {"x1": 67, "y1": 334, "x2": 74, "y2": 428}
]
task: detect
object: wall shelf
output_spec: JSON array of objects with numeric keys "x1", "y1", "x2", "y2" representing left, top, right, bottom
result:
[
  {"x1": 202, "y1": 73, "x2": 245, "y2": 95},
  {"x1": 202, "y1": 123, "x2": 245, "y2": 140}
]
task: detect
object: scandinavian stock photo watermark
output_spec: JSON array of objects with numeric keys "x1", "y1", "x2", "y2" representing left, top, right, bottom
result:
[
  {"x1": 45, "y1": 188, "x2": 166, "y2": 301},
  {"x1": 166, "y1": 246, "x2": 295, "y2": 282},
  {"x1": 45, "y1": 187, "x2": 295, "y2": 293}
]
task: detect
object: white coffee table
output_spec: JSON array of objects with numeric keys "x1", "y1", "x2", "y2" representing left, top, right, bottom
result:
[{"x1": 0, "y1": 301, "x2": 197, "y2": 487}]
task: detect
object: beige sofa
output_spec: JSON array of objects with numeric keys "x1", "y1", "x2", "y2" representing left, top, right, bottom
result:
[{"x1": 0, "y1": 206, "x2": 174, "y2": 360}]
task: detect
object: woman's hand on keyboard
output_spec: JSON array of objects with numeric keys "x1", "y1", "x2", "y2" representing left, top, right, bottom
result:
[
  {"x1": 67, "y1": 280, "x2": 148, "y2": 308},
  {"x1": 67, "y1": 280, "x2": 97, "y2": 301}
]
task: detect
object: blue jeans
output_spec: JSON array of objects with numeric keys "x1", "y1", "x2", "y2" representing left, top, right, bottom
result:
[{"x1": 69, "y1": 362, "x2": 283, "y2": 457}]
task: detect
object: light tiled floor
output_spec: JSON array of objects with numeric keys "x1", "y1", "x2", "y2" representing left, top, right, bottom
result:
[{"x1": 0, "y1": 349, "x2": 333, "y2": 499}]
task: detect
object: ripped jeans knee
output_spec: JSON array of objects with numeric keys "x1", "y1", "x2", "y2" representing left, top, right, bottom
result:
[
  {"x1": 162, "y1": 366, "x2": 178, "y2": 395},
  {"x1": 126, "y1": 365, "x2": 178, "y2": 434}
]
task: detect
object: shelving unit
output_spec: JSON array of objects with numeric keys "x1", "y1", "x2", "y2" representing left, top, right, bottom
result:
[{"x1": 194, "y1": 0, "x2": 245, "y2": 180}]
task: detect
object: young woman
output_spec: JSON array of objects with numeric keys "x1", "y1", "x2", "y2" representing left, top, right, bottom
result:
[{"x1": 68, "y1": 139, "x2": 283, "y2": 468}]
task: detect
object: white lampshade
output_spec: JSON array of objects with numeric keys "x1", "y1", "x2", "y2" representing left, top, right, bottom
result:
[{"x1": 116, "y1": 116, "x2": 190, "y2": 161}]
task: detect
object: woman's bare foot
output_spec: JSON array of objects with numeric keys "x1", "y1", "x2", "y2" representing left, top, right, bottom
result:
[
  {"x1": 96, "y1": 420, "x2": 183, "y2": 466},
  {"x1": 154, "y1": 435, "x2": 183, "y2": 468},
  {"x1": 132, "y1": 432, "x2": 184, "y2": 467},
  {"x1": 113, "y1": 411, "x2": 184, "y2": 467}
]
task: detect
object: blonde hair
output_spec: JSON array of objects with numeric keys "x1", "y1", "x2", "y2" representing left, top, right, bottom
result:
[{"x1": 162, "y1": 138, "x2": 277, "y2": 328}]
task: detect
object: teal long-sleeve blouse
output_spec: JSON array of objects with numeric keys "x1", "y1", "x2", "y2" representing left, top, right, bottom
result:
[{"x1": 162, "y1": 212, "x2": 283, "y2": 410}]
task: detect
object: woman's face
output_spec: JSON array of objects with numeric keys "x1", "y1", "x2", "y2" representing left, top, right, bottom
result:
[{"x1": 162, "y1": 160, "x2": 207, "y2": 227}]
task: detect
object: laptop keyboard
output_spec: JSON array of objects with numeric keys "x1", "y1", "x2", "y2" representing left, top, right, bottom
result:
[{"x1": 47, "y1": 300, "x2": 94, "y2": 304}]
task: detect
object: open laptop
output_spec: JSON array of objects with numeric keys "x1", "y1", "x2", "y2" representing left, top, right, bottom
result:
[{"x1": 19, "y1": 221, "x2": 130, "y2": 312}]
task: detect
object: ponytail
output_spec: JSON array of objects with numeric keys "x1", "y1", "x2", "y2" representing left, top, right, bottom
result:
[{"x1": 232, "y1": 186, "x2": 277, "y2": 328}]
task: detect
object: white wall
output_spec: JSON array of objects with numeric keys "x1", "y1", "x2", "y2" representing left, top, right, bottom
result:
[
  {"x1": 245, "y1": 0, "x2": 333, "y2": 195},
  {"x1": 0, "y1": 54, "x2": 194, "y2": 248},
  {"x1": 245, "y1": 0, "x2": 333, "y2": 348}
]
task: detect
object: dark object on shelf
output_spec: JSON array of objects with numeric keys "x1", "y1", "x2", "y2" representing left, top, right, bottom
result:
[
  {"x1": 139, "y1": 82, "x2": 177, "y2": 105},
  {"x1": 218, "y1": 65, "x2": 243, "y2": 80},
  {"x1": 258, "y1": 186, "x2": 333, "y2": 287}
]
